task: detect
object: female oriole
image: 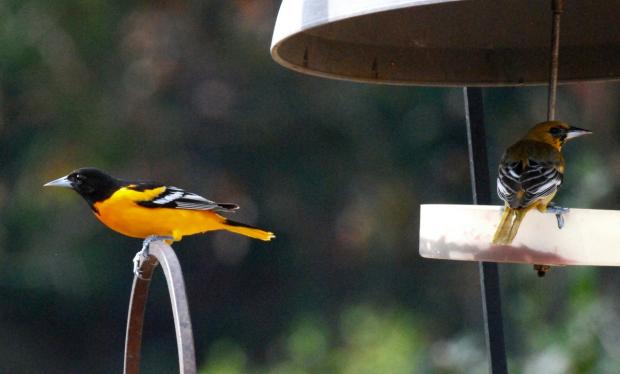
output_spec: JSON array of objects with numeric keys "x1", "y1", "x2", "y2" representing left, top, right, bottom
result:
[
  {"x1": 492, "y1": 121, "x2": 591, "y2": 276},
  {"x1": 45, "y1": 168, "x2": 275, "y2": 272}
]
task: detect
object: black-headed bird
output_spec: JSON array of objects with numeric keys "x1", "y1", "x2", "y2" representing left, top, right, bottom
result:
[
  {"x1": 492, "y1": 121, "x2": 591, "y2": 276},
  {"x1": 44, "y1": 168, "x2": 274, "y2": 274}
]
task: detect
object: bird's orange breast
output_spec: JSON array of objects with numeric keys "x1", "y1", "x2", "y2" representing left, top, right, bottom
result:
[{"x1": 92, "y1": 187, "x2": 225, "y2": 240}]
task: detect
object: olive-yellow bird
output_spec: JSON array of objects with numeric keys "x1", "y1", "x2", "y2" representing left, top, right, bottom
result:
[{"x1": 492, "y1": 121, "x2": 591, "y2": 276}]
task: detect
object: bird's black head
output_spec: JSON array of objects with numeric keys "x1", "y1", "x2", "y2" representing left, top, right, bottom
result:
[{"x1": 44, "y1": 168, "x2": 121, "y2": 206}]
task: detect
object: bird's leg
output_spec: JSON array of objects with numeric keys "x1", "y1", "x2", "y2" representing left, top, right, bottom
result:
[
  {"x1": 133, "y1": 235, "x2": 174, "y2": 277},
  {"x1": 545, "y1": 203, "x2": 569, "y2": 229},
  {"x1": 534, "y1": 203, "x2": 568, "y2": 278}
]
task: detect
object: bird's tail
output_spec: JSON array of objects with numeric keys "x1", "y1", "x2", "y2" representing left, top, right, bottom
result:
[
  {"x1": 492, "y1": 207, "x2": 526, "y2": 245},
  {"x1": 221, "y1": 218, "x2": 275, "y2": 241}
]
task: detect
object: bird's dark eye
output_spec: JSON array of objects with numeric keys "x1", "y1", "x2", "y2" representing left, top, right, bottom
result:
[{"x1": 549, "y1": 127, "x2": 562, "y2": 136}]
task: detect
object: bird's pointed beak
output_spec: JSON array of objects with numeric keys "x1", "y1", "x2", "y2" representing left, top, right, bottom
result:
[
  {"x1": 44, "y1": 175, "x2": 73, "y2": 188},
  {"x1": 565, "y1": 126, "x2": 592, "y2": 140}
]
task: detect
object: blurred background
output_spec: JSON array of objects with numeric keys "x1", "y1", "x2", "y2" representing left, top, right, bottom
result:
[{"x1": 2, "y1": 1, "x2": 620, "y2": 373}]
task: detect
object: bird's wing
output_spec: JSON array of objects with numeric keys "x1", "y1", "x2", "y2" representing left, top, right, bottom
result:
[
  {"x1": 497, "y1": 158, "x2": 563, "y2": 209},
  {"x1": 134, "y1": 185, "x2": 239, "y2": 212}
]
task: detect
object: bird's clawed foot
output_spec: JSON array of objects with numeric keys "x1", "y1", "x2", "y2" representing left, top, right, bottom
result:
[
  {"x1": 546, "y1": 204, "x2": 569, "y2": 229},
  {"x1": 133, "y1": 235, "x2": 174, "y2": 278}
]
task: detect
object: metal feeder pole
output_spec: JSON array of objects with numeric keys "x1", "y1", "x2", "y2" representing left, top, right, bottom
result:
[
  {"x1": 465, "y1": 2, "x2": 566, "y2": 372},
  {"x1": 464, "y1": 87, "x2": 508, "y2": 374}
]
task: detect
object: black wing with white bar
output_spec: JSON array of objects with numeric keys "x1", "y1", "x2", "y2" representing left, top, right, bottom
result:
[
  {"x1": 497, "y1": 158, "x2": 563, "y2": 209},
  {"x1": 137, "y1": 186, "x2": 239, "y2": 212}
]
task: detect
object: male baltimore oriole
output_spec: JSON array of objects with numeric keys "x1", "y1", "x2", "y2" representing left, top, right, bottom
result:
[
  {"x1": 492, "y1": 121, "x2": 591, "y2": 276},
  {"x1": 44, "y1": 168, "x2": 274, "y2": 273}
]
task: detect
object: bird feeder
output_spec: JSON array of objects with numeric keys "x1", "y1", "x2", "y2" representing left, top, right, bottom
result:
[
  {"x1": 271, "y1": 0, "x2": 620, "y2": 265},
  {"x1": 271, "y1": 0, "x2": 620, "y2": 372},
  {"x1": 271, "y1": 0, "x2": 620, "y2": 274},
  {"x1": 271, "y1": 0, "x2": 620, "y2": 85}
]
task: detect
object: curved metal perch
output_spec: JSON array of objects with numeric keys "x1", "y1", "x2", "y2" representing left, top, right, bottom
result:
[{"x1": 124, "y1": 241, "x2": 196, "y2": 374}]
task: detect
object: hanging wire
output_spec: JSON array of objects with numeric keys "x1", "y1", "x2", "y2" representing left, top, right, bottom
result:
[{"x1": 547, "y1": 0, "x2": 565, "y2": 121}]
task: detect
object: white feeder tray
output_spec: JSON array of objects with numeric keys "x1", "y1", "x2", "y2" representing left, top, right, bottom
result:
[{"x1": 419, "y1": 204, "x2": 620, "y2": 266}]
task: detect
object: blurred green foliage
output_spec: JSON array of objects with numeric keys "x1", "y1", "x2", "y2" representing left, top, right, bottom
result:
[{"x1": 2, "y1": 0, "x2": 620, "y2": 373}]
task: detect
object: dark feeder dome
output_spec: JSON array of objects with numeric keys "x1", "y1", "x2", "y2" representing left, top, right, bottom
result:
[{"x1": 271, "y1": 0, "x2": 620, "y2": 86}]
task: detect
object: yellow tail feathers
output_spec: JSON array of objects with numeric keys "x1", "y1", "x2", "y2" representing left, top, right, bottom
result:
[
  {"x1": 221, "y1": 219, "x2": 275, "y2": 241},
  {"x1": 492, "y1": 207, "x2": 526, "y2": 245}
]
